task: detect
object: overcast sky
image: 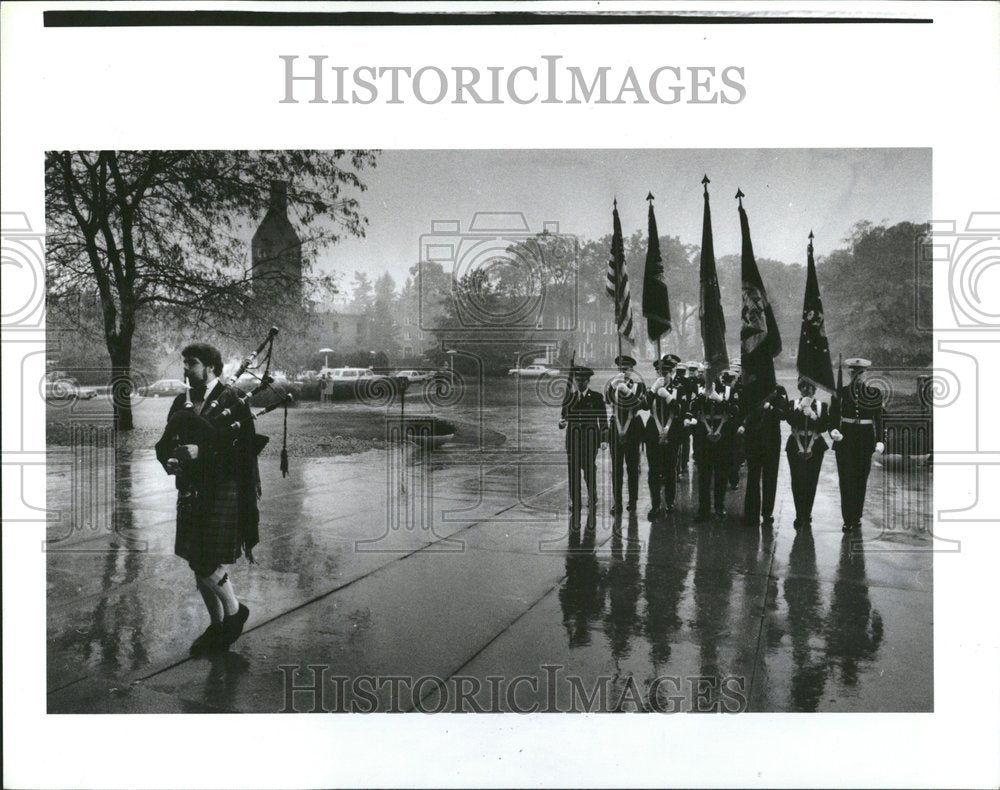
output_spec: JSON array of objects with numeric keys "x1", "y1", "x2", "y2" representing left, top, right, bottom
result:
[{"x1": 315, "y1": 148, "x2": 930, "y2": 297}]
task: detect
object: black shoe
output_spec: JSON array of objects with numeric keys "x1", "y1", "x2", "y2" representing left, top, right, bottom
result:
[
  {"x1": 842, "y1": 522, "x2": 861, "y2": 533},
  {"x1": 190, "y1": 623, "x2": 224, "y2": 656},
  {"x1": 218, "y1": 603, "x2": 250, "y2": 650},
  {"x1": 647, "y1": 507, "x2": 659, "y2": 521}
]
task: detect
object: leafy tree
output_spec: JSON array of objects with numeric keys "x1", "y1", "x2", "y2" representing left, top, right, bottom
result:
[{"x1": 45, "y1": 150, "x2": 378, "y2": 429}]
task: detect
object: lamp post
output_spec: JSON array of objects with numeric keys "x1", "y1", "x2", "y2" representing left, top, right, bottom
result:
[
  {"x1": 318, "y1": 347, "x2": 334, "y2": 369},
  {"x1": 447, "y1": 349, "x2": 457, "y2": 385}
]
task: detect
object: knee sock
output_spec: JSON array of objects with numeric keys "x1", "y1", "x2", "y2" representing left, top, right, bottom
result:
[
  {"x1": 199, "y1": 566, "x2": 240, "y2": 617},
  {"x1": 195, "y1": 575, "x2": 225, "y2": 624}
]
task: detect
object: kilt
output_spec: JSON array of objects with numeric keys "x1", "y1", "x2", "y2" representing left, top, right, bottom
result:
[{"x1": 175, "y1": 475, "x2": 245, "y2": 570}]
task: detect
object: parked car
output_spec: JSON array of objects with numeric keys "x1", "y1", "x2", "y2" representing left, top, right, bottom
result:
[
  {"x1": 44, "y1": 376, "x2": 98, "y2": 400},
  {"x1": 507, "y1": 364, "x2": 560, "y2": 377},
  {"x1": 319, "y1": 367, "x2": 389, "y2": 382},
  {"x1": 144, "y1": 378, "x2": 188, "y2": 398},
  {"x1": 394, "y1": 369, "x2": 436, "y2": 383}
]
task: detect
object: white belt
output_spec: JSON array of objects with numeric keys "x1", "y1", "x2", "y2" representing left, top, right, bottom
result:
[{"x1": 841, "y1": 418, "x2": 873, "y2": 425}]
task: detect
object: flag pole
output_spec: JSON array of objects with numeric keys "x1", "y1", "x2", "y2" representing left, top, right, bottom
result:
[{"x1": 615, "y1": 198, "x2": 623, "y2": 365}]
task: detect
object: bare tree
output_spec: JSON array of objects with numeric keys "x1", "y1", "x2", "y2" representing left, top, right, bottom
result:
[{"x1": 45, "y1": 150, "x2": 378, "y2": 429}]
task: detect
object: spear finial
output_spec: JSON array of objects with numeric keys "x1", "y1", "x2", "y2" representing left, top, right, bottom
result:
[
  {"x1": 702, "y1": 174, "x2": 710, "y2": 194},
  {"x1": 646, "y1": 191, "x2": 654, "y2": 202},
  {"x1": 735, "y1": 187, "x2": 745, "y2": 207}
]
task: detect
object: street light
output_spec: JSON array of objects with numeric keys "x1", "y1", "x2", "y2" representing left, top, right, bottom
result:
[
  {"x1": 446, "y1": 349, "x2": 457, "y2": 384},
  {"x1": 318, "y1": 347, "x2": 334, "y2": 369}
]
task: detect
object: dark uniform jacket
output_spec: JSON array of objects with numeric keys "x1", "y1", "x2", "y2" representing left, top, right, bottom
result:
[
  {"x1": 784, "y1": 396, "x2": 831, "y2": 454},
  {"x1": 830, "y1": 381, "x2": 885, "y2": 453},
  {"x1": 604, "y1": 373, "x2": 647, "y2": 435},
  {"x1": 561, "y1": 387, "x2": 609, "y2": 445},
  {"x1": 643, "y1": 378, "x2": 689, "y2": 444},
  {"x1": 690, "y1": 387, "x2": 741, "y2": 462},
  {"x1": 740, "y1": 386, "x2": 786, "y2": 439},
  {"x1": 155, "y1": 381, "x2": 261, "y2": 564}
]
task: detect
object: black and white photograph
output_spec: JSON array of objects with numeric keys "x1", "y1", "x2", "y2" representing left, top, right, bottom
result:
[
  {"x1": 3, "y1": 3, "x2": 999, "y2": 789},
  {"x1": 44, "y1": 148, "x2": 932, "y2": 714}
]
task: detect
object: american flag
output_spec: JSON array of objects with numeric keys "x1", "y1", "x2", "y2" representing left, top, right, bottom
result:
[{"x1": 606, "y1": 199, "x2": 635, "y2": 343}]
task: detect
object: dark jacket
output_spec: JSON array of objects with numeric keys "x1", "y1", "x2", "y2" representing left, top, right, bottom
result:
[{"x1": 155, "y1": 381, "x2": 261, "y2": 561}]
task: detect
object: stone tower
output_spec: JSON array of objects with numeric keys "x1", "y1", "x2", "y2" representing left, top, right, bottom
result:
[{"x1": 251, "y1": 180, "x2": 302, "y2": 303}]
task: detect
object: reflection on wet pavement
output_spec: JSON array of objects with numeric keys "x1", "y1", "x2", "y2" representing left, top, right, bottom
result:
[{"x1": 47, "y1": 388, "x2": 932, "y2": 713}]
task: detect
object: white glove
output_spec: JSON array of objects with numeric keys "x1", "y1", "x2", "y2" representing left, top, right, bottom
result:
[
  {"x1": 737, "y1": 426, "x2": 745, "y2": 435},
  {"x1": 558, "y1": 419, "x2": 567, "y2": 430},
  {"x1": 684, "y1": 418, "x2": 697, "y2": 427},
  {"x1": 616, "y1": 382, "x2": 630, "y2": 394},
  {"x1": 830, "y1": 429, "x2": 843, "y2": 442},
  {"x1": 658, "y1": 387, "x2": 670, "y2": 399},
  {"x1": 875, "y1": 441, "x2": 885, "y2": 454},
  {"x1": 763, "y1": 402, "x2": 772, "y2": 411}
]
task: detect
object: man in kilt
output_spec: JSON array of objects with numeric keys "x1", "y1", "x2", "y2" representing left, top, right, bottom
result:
[{"x1": 155, "y1": 343, "x2": 260, "y2": 655}]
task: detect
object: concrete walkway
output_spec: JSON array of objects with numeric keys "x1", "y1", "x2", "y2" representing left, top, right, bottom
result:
[{"x1": 46, "y1": 427, "x2": 932, "y2": 713}]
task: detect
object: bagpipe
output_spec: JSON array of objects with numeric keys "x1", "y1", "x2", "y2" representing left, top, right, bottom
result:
[{"x1": 156, "y1": 327, "x2": 294, "y2": 489}]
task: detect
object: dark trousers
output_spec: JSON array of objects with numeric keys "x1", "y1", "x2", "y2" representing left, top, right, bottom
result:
[
  {"x1": 566, "y1": 430, "x2": 600, "y2": 512},
  {"x1": 645, "y1": 429, "x2": 679, "y2": 509},
  {"x1": 677, "y1": 433, "x2": 690, "y2": 473},
  {"x1": 730, "y1": 434, "x2": 744, "y2": 487},
  {"x1": 744, "y1": 429, "x2": 781, "y2": 523},
  {"x1": 787, "y1": 447, "x2": 825, "y2": 524},
  {"x1": 610, "y1": 420, "x2": 642, "y2": 507},
  {"x1": 835, "y1": 441, "x2": 874, "y2": 525},
  {"x1": 697, "y1": 457, "x2": 729, "y2": 514}
]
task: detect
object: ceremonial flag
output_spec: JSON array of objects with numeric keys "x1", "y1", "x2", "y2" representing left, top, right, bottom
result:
[
  {"x1": 738, "y1": 189, "x2": 782, "y2": 404},
  {"x1": 698, "y1": 176, "x2": 729, "y2": 384},
  {"x1": 642, "y1": 193, "x2": 671, "y2": 344},
  {"x1": 606, "y1": 199, "x2": 635, "y2": 343},
  {"x1": 796, "y1": 231, "x2": 835, "y2": 393}
]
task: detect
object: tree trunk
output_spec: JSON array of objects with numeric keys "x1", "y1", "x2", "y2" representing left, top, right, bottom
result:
[{"x1": 108, "y1": 337, "x2": 134, "y2": 432}]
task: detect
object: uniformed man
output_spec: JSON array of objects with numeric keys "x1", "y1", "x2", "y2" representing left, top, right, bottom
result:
[
  {"x1": 676, "y1": 360, "x2": 703, "y2": 478},
  {"x1": 560, "y1": 365, "x2": 609, "y2": 519},
  {"x1": 643, "y1": 354, "x2": 688, "y2": 519},
  {"x1": 721, "y1": 368, "x2": 744, "y2": 490},
  {"x1": 739, "y1": 384, "x2": 787, "y2": 528},
  {"x1": 689, "y1": 373, "x2": 740, "y2": 521},
  {"x1": 830, "y1": 358, "x2": 885, "y2": 532},
  {"x1": 784, "y1": 376, "x2": 830, "y2": 530},
  {"x1": 604, "y1": 354, "x2": 647, "y2": 516}
]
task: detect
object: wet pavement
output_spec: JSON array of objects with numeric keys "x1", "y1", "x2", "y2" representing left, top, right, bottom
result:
[{"x1": 46, "y1": 383, "x2": 932, "y2": 713}]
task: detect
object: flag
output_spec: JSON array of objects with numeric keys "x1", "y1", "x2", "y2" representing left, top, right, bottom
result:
[
  {"x1": 642, "y1": 194, "x2": 671, "y2": 343},
  {"x1": 698, "y1": 176, "x2": 729, "y2": 384},
  {"x1": 796, "y1": 231, "x2": 835, "y2": 393},
  {"x1": 606, "y1": 199, "x2": 635, "y2": 343},
  {"x1": 738, "y1": 190, "x2": 782, "y2": 404}
]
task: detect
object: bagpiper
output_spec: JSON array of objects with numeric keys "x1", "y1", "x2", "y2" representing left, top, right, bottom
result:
[
  {"x1": 643, "y1": 354, "x2": 688, "y2": 519},
  {"x1": 604, "y1": 354, "x2": 647, "y2": 515},
  {"x1": 784, "y1": 376, "x2": 831, "y2": 530},
  {"x1": 830, "y1": 358, "x2": 885, "y2": 532},
  {"x1": 688, "y1": 373, "x2": 741, "y2": 521},
  {"x1": 560, "y1": 364, "x2": 609, "y2": 519}
]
